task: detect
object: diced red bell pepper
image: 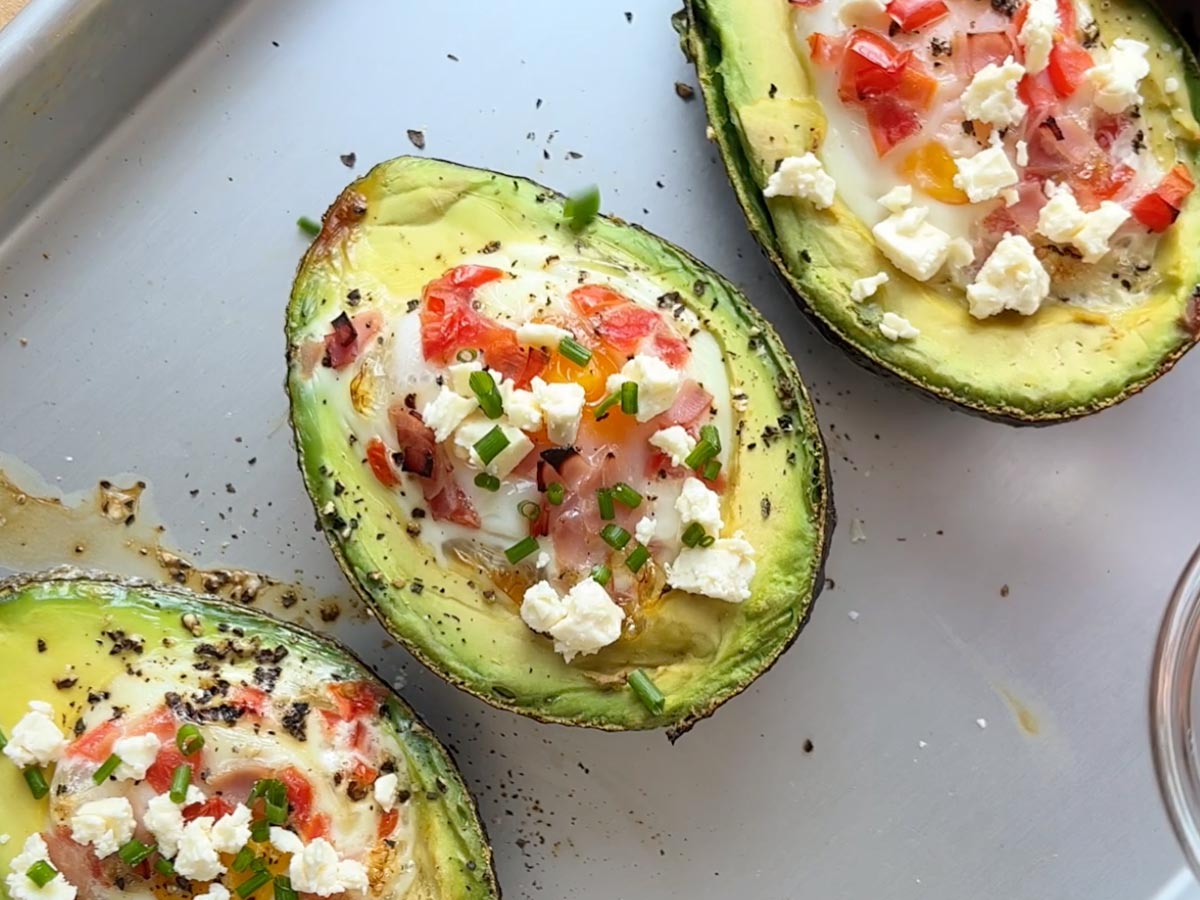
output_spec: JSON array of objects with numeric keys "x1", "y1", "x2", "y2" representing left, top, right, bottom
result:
[
  {"x1": 886, "y1": 0, "x2": 949, "y2": 32},
  {"x1": 1047, "y1": 40, "x2": 1093, "y2": 98},
  {"x1": 1132, "y1": 164, "x2": 1195, "y2": 232},
  {"x1": 808, "y1": 32, "x2": 840, "y2": 66},
  {"x1": 838, "y1": 29, "x2": 912, "y2": 103}
]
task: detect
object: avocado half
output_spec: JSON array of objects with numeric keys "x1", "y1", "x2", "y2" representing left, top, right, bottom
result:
[
  {"x1": 0, "y1": 569, "x2": 498, "y2": 900},
  {"x1": 285, "y1": 157, "x2": 832, "y2": 733},
  {"x1": 675, "y1": 0, "x2": 1200, "y2": 423}
]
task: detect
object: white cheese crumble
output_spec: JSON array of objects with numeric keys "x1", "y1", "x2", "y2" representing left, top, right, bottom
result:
[
  {"x1": 422, "y1": 386, "x2": 478, "y2": 442},
  {"x1": 374, "y1": 772, "x2": 400, "y2": 812},
  {"x1": 284, "y1": 838, "x2": 369, "y2": 897},
  {"x1": 3, "y1": 701, "x2": 67, "y2": 768},
  {"x1": 871, "y1": 207, "x2": 954, "y2": 282},
  {"x1": 1019, "y1": 0, "x2": 1058, "y2": 74},
  {"x1": 446, "y1": 359, "x2": 482, "y2": 395},
  {"x1": 1037, "y1": 184, "x2": 1130, "y2": 262},
  {"x1": 976, "y1": 717, "x2": 989, "y2": 729},
  {"x1": 1015, "y1": 140, "x2": 1029, "y2": 167},
  {"x1": 648, "y1": 425, "x2": 696, "y2": 467},
  {"x1": 605, "y1": 354, "x2": 682, "y2": 422},
  {"x1": 1087, "y1": 39, "x2": 1150, "y2": 113},
  {"x1": 211, "y1": 804, "x2": 253, "y2": 855},
  {"x1": 850, "y1": 272, "x2": 890, "y2": 302},
  {"x1": 878, "y1": 184, "x2": 913, "y2": 214},
  {"x1": 962, "y1": 58, "x2": 1028, "y2": 128},
  {"x1": 112, "y1": 732, "x2": 161, "y2": 781},
  {"x1": 879, "y1": 312, "x2": 920, "y2": 341},
  {"x1": 496, "y1": 379, "x2": 543, "y2": 432},
  {"x1": 952, "y1": 143, "x2": 1019, "y2": 203},
  {"x1": 762, "y1": 153, "x2": 837, "y2": 209},
  {"x1": 531, "y1": 377, "x2": 585, "y2": 445},
  {"x1": 519, "y1": 579, "x2": 625, "y2": 662},
  {"x1": 1166, "y1": 76, "x2": 1181, "y2": 93},
  {"x1": 452, "y1": 415, "x2": 534, "y2": 478},
  {"x1": 195, "y1": 886, "x2": 231, "y2": 900},
  {"x1": 6, "y1": 834, "x2": 77, "y2": 900},
  {"x1": 675, "y1": 476, "x2": 724, "y2": 535},
  {"x1": 666, "y1": 534, "x2": 757, "y2": 603},
  {"x1": 634, "y1": 515, "x2": 658, "y2": 545},
  {"x1": 515, "y1": 321, "x2": 571, "y2": 347},
  {"x1": 69, "y1": 797, "x2": 136, "y2": 859},
  {"x1": 966, "y1": 234, "x2": 1051, "y2": 318},
  {"x1": 144, "y1": 787, "x2": 206, "y2": 858},
  {"x1": 519, "y1": 581, "x2": 566, "y2": 634},
  {"x1": 174, "y1": 817, "x2": 226, "y2": 881}
]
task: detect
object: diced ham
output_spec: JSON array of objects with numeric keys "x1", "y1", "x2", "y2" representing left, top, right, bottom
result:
[
  {"x1": 323, "y1": 310, "x2": 383, "y2": 371},
  {"x1": 657, "y1": 380, "x2": 713, "y2": 432},
  {"x1": 388, "y1": 403, "x2": 437, "y2": 479},
  {"x1": 43, "y1": 829, "x2": 104, "y2": 899},
  {"x1": 422, "y1": 446, "x2": 481, "y2": 529},
  {"x1": 960, "y1": 31, "x2": 1016, "y2": 78}
]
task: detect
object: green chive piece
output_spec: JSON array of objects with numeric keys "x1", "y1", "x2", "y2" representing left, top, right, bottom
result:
[
  {"x1": 468, "y1": 370, "x2": 504, "y2": 419},
  {"x1": 684, "y1": 438, "x2": 719, "y2": 470},
  {"x1": 701, "y1": 459, "x2": 721, "y2": 481},
  {"x1": 626, "y1": 543, "x2": 650, "y2": 573},
  {"x1": 0, "y1": 725, "x2": 8, "y2": 751},
  {"x1": 23, "y1": 767, "x2": 49, "y2": 799},
  {"x1": 700, "y1": 424, "x2": 721, "y2": 453},
  {"x1": 237, "y1": 870, "x2": 273, "y2": 899},
  {"x1": 505, "y1": 536, "x2": 540, "y2": 565},
  {"x1": 474, "y1": 472, "x2": 501, "y2": 492},
  {"x1": 296, "y1": 216, "x2": 321, "y2": 237},
  {"x1": 169, "y1": 763, "x2": 192, "y2": 804},
  {"x1": 456, "y1": 348, "x2": 479, "y2": 363},
  {"x1": 265, "y1": 800, "x2": 288, "y2": 826},
  {"x1": 274, "y1": 876, "x2": 299, "y2": 900},
  {"x1": 155, "y1": 858, "x2": 176, "y2": 877},
  {"x1": 600, "y1": 523, "x2": 631, "y2": 550},
  {"x1": 596, "y1": 488, "x2": 615, "y2": 521},
  {"x1": 628, "y1": 669, "x2": 666, "y2": 715},
  {"x1": 593, "y1": 392, "x2": 621, "y2": 420},
  {"x1": 546, "y1": 482, "x2": 565, "y2": 505},
  {"x1": 473, "y1": 425, "x2": 510, "y2": 466},
  {"x1": 26, "y1": 862, "x2": 57, "y2": 888},
  {"x1": 117, "y1": 839, "x2": 156, "y2": 867},
  {"x1": 681, "y1": 522, "x2": 707, "y2": 548},
  {"x1": 248, "y1": 778, "x2": 287, "y2": 807},
  {"x1": 699, "y1": 534, "x2": 716, "y2": 548},
  {"x1": 518, "y1": 500, "x2": 542, "y2": 521},
  {"x1": 564, "y1": 185, "x2": 601, "y2": 232},
  {"x1": 619, "y1": 381, "x2": 639, "y2": 415},
  {"x1": 176, "y1": 723, "x2": 204, "y2": 756},
  {"x1": 232, "y1": 846, "x2": 256, "y2": 873},
  {"x1": 611, "y1": 482, "x2": 642, "y2": 508},
  {"x1": 250, "y1": 818, "x2": 270, "y2": 843},
  {"x1": 251, "y1": 856, "x2": 269, "y2": 873},
  {"x1": 93, "y1": 753, "x2": 122, "y2": 784},
  {"x1": 558, "y1": 335, "x2": 593, "y2": 366},
  {"x1": 591, "y1": 564, "x2": 612, "y2": 586}
]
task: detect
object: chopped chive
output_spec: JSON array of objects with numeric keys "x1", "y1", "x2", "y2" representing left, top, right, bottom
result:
[
  {"x1": 684, "y1": 438, "x2": 719, "y2": 470},
  {"x1": 564, "y1": 185, "x2": 601, "y2": 232},
  {"x1": 274, "y1": 876, "x2": 299, "y2": 900},
  {"x1": 558, "y1": 335, "x2": 593, "y2": 366},
  {"x1": 619, "y1": 381, "x2": 639, "y2": 415},
  {"x1": 596, "y1": 488, "x2": 615, "y2": 521},
  {"x1": 266, "y1": 799, "x2": 288, "y2": 826},
  {"x1": 546, "y1": 482, "x2": 565, "y2": 505},
  {"x1": 251, "y1": 856, "x2": 269, "y2": 873},
  {"x1": 681, "y1": 522, "x2": 707, "y2": 548},
  {"x1": 93, "y1": 753, "x2": 122, "y2": 784},
  {"x1": 505, "y1": 536, "x2": 540, "y2": 565},
  {"x1": 518, "y1": 500, "x2": 542, "y2": 521},
  {"x1": 610, "y1": 482, "x2": 642, "y2": 508},
  {"x1": 169, "y1": 764, "x2": 192, "y2": 804},
  {"x1": 296, "y1": 216, "x2": 321, "y2": 237},
  {"x1": 469, "y1": 370, "x2": 504, "y2": 419},
  {"x1": 154, "y1": 858, "x2": 176, "y2": 877},
  {"x1": 474, "y1": 472, "x2": 501, "y2": 491},
  {"x1": 250, "y1": 818, "x2": 270, "y2": 843},
  {"x1": 473, "y1": 425, "x2": 510, "y2": 466},
  {"x1": 628, "y1": 669, "x2": 666, "y2": 715},
  {"x1": 26, "y1": 862, "x2": 57, "y2": 888},
  {"x1": 232, "y1": 846, "x2": 256, "y2": 873},
  {"x1": 117, "y1": 839, "x2": 156, "y2": 867},
  {"x1": 248, "y1": 778, "x2": 287, "y2": 807},
  {"x1": 699, "y1": 424, "x2": 721, "y2": 453},
  {"x1": 701, "y1": 459, "x2": 721, "y2": 481},
  {"x1": 600, "y1": 523, "x2": 631, "y2": 550},
  {"x1": 0, "y1": 725, "x2": 8, "y2": 751},
  {"x1": 699, "y1": 534, "x2": 716, "y2": 548},
  {"x1": 593, "y1": 392, "x2": 620, "y2": 420},
  {"x1": 176, "y1": 724, "x2": 204, "y2": 756},
  {"x1": 23, "y1": 767, "x2": 49, "y2": 799},
  {"x1": 626, "y1": 543, "x2": 650, "y2": 573},
  {"x1": 456, "y1": 347, "x2": 479, "y2": 363},
  {"x1": 590, "y1": 564, "x2": 612, "y2": 586},
  {"x1": 237, "y1": 870, "x2": 273, "y2": 899}
]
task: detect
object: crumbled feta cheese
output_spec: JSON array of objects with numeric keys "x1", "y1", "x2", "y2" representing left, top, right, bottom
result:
[
  {"x1": 195, "y1": 885, "x2": 231, "y2": 900},
  {"x1": 520, "y1": 581, "x2": 566, "y2": 634},
  {"x1": 762, "y1": 153, "x2": 837, "y2": 209},
  {"x1": 548, "y1": 579, "x2": 625, "y2": 663},
  {"x1": 879, "y1": 312, "x2": 920, "y2": 341},
  {"x1": 174, "y1": 817, "x2": 225, "y2": 882},
  {"x1": 634, "y1": 515, "x2": 658, "y2": 545},
  {"x1": 675, "y1": 477, "x2": 724, "y2": 535},
  {"x1": 1001, "y1": 188, "x2": 1020, "y2": 207},
  {"x1": 422, "y1": 386, "x2": 479, "y2": 442},
  {"x1": 962, "y1": 58, "x2": 1028, "y2": 128},
  {"x1": 69, "y1": 797, "x2": 136, "y2": 859},
  {"x1": 953, "y1": 144, "x2": 1019, "y2": 203},
  {"x1": 496, "y1": 379, "x2": 543, "y2": 432},
  {"x1": 112, "y1": 732, "x2": 161, "y2": 781},
  {"x1": 515, "y1": 321, "x2": 571, "y2": 347},
  {"x1": 966, "y1": 233, "x2": 1050, "y2": 318},
  {"x1": 848, "y1": 610, "x2": 860, "y2": 621},
  {"x1": 446, "y1": 359, "x2": 483, "y2": 395},
  {"x1": 605, "y1": 355, "x2": 682, "y2": 423},
  {"x1": 6, "y1": 835, "x2": 76, "y2": 900},
  {"x1": 871, "y1": 207, "x2": 953, "y2": 281},
  {"x1": 288, "y1": 838, "x2": 369, "y2": 897},
  {"x1": 850, "y1": 272, "x2": 890, "y2": 302},
  {"x1": 1166, "y1": 76, "x2": 1181, "y2": 93},
  {"x1": 211, "y1": 804, "x2": 253, "y2": 855},
  {"x1": 837, "y1": 0, "x2": 888, "y2": 26},
  {"x1": 648, "y1": 426, "x2": 696, "y2": 467},
  {"x1": 1037, "y1": 183, "x2": 1087, "y2": 243},
  {"x1": 1015, "y1": 140, "x2": 1029, "y2": 167},
  {"x1": 3, "y1": 701, "x2": 67, "y2": 768},
  {"x1": 453, "y1": 415, "x2": 533, "y2": 479},
  {"x1": 666, "y1": 534, "x2": 757, "y2": 603},
  {"x1": 531, "y1": 377, "x2": 585, "y2": 445},
  {"x1": 144, "y1": 787, "x2": 206, "y2": 858},
  {"x1": 1037, "y1": 184, "x2": 1130, "y2": 262},
  {"x1": 1087, "y1": 39, "x2": 1150, "y2": 113},
  {"x1": 270, "y1": 826, "x2": 305, "y2": 857},
  {"x1": 1019, "y1": 0, "x2": 1057, "y2": 74},
  {"x1": 374, "y1": 772, "x2": 399, "y2": 812},
  {"x1": 878, "y1": 185, "x2": 913, "y2": 214},
  {"x1": 536, "y1": 551, "x2": 551, "y2": 569},
  {"x1": 946, "y1": 238, "x2": 976, "y2": 270},
  {"x1": 976, "y1": 717, "x2": 988, "y2": 729}
]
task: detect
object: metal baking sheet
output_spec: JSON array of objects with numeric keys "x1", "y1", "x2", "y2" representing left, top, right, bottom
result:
[{"x1": 1, "y1": 1, "x2": 1198, "y2": 897}]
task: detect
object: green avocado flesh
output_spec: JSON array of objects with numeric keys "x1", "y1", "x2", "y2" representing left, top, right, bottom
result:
[
  {"x1": 679, "y1": 0, "x2": 1200, "y2": 421},
  {"x1": 285, "y1": 157, "x2": 831, "y2": 731},
  {"x1": 0, "y1": 571, "x2": 497, "y2": 900}
]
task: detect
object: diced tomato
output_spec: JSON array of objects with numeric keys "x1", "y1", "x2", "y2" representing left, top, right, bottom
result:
[
  {"x1": 145, "y1": 744, "x2": 188, "y2": 794},
  {"x1": 838, "y1": 30, "x2": 911, "y2": 103},
  {"x1": 1068, "y1": 154, "x2": 1135, "y2": 209},
  {"x1": 67, "y1": 720, "x2": 121, "y2": 762},
  {"x1": 808, "y1": 32, "x2": 840, "y2": 66},
  {"x1": 280, "y1": 766, "x2": 330, "y2": 841},
  {"x1": 886, "y1": 0, "x2": 949, "y2": 32},
  {"x1": 1018, "y1": 70, "x2": 1057, "y2": 110},
  {"x1": 896, "y1": 62, "x2": 938, "y2": 110},
  {"x1": 230, "y1": 685, "x2": 268, "y2": 717},
  {"x1": 328, "y1": 680, "x2": 385, "y2": 720},
  {"x1": 1047, "y1": 40, "x2": 1092, "y2": 97},
  {"x1": 1056, "y1": 0, "x2": 1077, "y2": 36},
  {"x1": 349, "y1": 759, "x2": 378, "y2": 787},
  {"x1": 865, "y1": 96, "x2": 922, "y2": 156},
  {"x1": 183, "y1": 796, "x2": 235, "y2": 822},
  {"x1": 1132, "y1": 163, "x2": 1195, "y2": 232},
  {"x1": 366, "y1": 437, "x2": 400, "y2": 488},
  {"x1": 379, "y1": 808, "x2": 400, "y2": 839},
  {"x1": 963, "y1": 32, "x2": 1017, "y2": 77},
  {"x1": 568, "y1": 285, "x2": 689, "y2": 366},
  {"x1": 420, "y1": 265, "x2": 530, "y2": 378}
]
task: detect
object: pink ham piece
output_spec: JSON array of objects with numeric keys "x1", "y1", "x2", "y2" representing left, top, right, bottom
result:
[
  {"x1": 657, "y1": 380, "x2": 713, "y2": 432},
  {"x1": 323, "y1": 309, "x2": 383, "y2": 370}
]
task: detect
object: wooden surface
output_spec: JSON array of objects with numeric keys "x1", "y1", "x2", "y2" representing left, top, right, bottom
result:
[{"x1": 0, "y1": 0, "x2": 28, "y2": 29}]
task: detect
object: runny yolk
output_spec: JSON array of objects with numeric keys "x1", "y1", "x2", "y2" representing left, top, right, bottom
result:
[
  {"x1": 900, "y1": 141, "x2": 970, "y2": 205},
  {"x1": 539, "y1": 342, "x2": 622, "y2": 402}
]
